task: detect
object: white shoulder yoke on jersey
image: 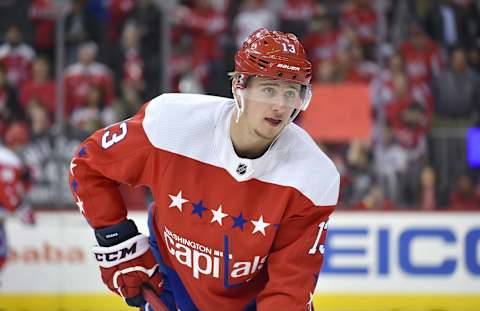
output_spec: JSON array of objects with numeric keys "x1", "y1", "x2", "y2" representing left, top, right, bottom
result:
[{"x1": 143, "y1": 93, "x2": 339, "y2": 206}]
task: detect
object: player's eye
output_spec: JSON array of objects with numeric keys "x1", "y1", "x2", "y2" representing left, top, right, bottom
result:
[
  {"x1": 285, "y1": 90, "x2": 299, "y2": 99},
  {"x1": 262, "y1": 87, "x2": 276, "y2": 97}
]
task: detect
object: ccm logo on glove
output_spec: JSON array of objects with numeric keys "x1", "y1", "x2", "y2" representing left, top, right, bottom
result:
[
  {"x1": 94, "y1": 243, "x2": 137, "y2": 262},
  {"x1": 93, "y1": 234, "x2": 150, "y2": 268}
]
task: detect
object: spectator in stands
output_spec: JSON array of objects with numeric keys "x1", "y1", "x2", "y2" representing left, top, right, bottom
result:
[
  {"x1": 432, "y1": 47, "x2": 480, "y2": 123},
  {"x1": 63, "y1": 42, "x2": 114, "y2": 117},
  {"x1": 420, "y1": 166, "x2": 436, "y2": 210},
  {"x1": 384, "y1": 72, "x2": 431, "y2": 206},
  {"x1": 424, "y1": 0, "x2": 480, "y2": 51},
  {"x1": 0, "y1": 1, "x2": 30, "y2": 41},
  {"x1": 424, "y1": 0, "x2": 462, "y2": 50},
  {"x1": 372, "y1": 52, "x2": 433, "y2": 121},
  {"x1": 107, "y1": 0, "x2": 135, "y2": 44},
  {"x1": 179, "y1": 0, "x2": 227, "y2": 65},
  {"x1": 304, "y1": 9, "x2": 342, "y2": 72},
  {"x1": 341, "y1": 0, "x2": 377, "y2": 60},
  {"x1": 4, "y1": 121, "x2": 30, "y2": 152},
  {"x1": 126, "y1": 0, "x2": 163, "y2": 97},
  {"x1": 454, "y1": 0, "x2": 480, "y2": 49},
  {"x1": 65, "y1": 0, "x2": 97, "y2": 64},
  {"x1": 168, "y1": 35, "x2": 205, "y2": 94},
  {"x1": 0, "y1": 63, "x2": 24, "y2": 138},
  {"x1": 338, "y1": 24, "x2": 360, "y2": 52},
  {"x1": 173, "y1": 0, "x2": 227, "y2": 94},
  {"x1": 385, "y1": 74, "x2": 430, "y2": 148},
  {"x1": 233, "y1": 0, "x2": 277, "y2": 49},
  {"x1": 336, "y1": 44, "x2": 378, "y2": 83},
  {"x1": 336, "y1": 47, "x2": 357, "y2": 82},
  {"x1": 400, "y1": 21, "x2": 444, "y2": 85},
  {"x1": 315, "y1": 60, "x2": 339, "y2": 84},
  {"x1": 25, "y1": 99, "x2": 51, "y2": 138},
  {"x1": 70, "y1": 86, "x2": 115, "y2": 135},
  {"x1": 279, "y1": 0, "x2": 316, "y2": 39},
  {"x1": 0, "y1": 25, "x2": 36, "y2": 87},
  {"x1": 114, "y1": 84, "x2": 142, "y2": 121},
  {"x1": 342, "y1": 140, "x2": 381, "y2": 208},
  {"x1": 127, "y1": 0, "x2": 162, "y2": 60},
  {"x1": 371, "y1": 52, "x2": 406, "y2": 114},
  {"x1": 373, "y1": 123, "x2": 408, "y2": 206},
  {"x1": 83, "y1": 0, "x2": 109, "y2": 46},
  {"x1": 109, "y1": 22, "x2": 145, "y2": 95},
  {"x1": 449, "y1": 172, "x2": 480, "y2": 210},
  {"x1": 468, "y1": 46, "x2": 480, "y2": 74},
  {"x1": 19, "y1": 57, "x2": 56, "y2": 117},
  {"x1": 29, "y1": 0, "x2": 56, "y2": 61}
]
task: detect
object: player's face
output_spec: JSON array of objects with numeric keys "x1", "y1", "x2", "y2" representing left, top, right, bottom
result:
[{"x1": 241, "y1": 77, "x2": 300, "y2": 140}]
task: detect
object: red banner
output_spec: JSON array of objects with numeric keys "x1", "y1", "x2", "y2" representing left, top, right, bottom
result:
[{"x1": 300, "y1": 83, "x2": 372, "y2": 142}]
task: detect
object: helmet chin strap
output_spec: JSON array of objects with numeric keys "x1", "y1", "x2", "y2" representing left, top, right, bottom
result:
[{"x1": 234, "y1": 90, "x2": 245, "y2": 123}]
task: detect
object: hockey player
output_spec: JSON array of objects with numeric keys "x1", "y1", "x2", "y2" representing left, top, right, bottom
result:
[
  {"x1": 69, "y1": 28, "x2": 339, "y2": 311},
  {"x1": 0, "y1": 144, "x2": 34, "y2": 272}
]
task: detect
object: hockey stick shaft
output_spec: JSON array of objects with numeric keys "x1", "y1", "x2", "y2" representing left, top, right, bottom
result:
[{"x1": 143, "y1": 286, "x2": 170, "y2": 311}]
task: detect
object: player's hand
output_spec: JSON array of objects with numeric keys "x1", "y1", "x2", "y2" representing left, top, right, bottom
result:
[{"x1": 93, "y1": 220, "x2": 163, "y2": 307}]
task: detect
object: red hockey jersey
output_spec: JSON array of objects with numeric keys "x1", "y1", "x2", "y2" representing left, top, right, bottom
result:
[
  {"x1": 70, "y1": 94, "x2": 339, "y2": 311},
  {"x1": 0, "y1": 146, "x2": 25, "y2": 216}
]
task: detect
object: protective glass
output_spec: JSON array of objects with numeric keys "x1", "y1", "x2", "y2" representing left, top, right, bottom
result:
[{"x1": 239, "y1": 80, "x2": 311, "y2": 110}]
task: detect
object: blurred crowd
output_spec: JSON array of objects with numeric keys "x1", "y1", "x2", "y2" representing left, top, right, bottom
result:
[{"x1": 0, "y1": 0, "x2": 479, "y2": 210}]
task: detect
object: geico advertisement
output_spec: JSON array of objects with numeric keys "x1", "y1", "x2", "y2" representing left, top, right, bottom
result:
[
  {"x1": 1, "y1": 211, "x2": 479, "y2": 293},
  {"x1": 316, "y1": 212, "x2": 480, "y2": 293}
]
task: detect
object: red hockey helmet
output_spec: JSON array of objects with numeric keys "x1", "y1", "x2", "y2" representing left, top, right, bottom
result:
[
  {"x1": 235, "y1": 28, "x2": 312, "y2": 85},
  {"x1": 234, "y1": 28, "x2": 313, "y2": 110}
]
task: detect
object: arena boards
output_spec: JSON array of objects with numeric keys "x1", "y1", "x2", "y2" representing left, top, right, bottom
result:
[{"x1": 1, "y1": 211, "x2": 479, "y2": 311}]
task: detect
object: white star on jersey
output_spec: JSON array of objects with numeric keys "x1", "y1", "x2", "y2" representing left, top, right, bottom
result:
[
  {"x1": 168, "y1": 191, "x2": 188, "y2": 211},
  {"x1": 251, "y1": 215, "x2": 270, "y2": 235},
  {"x1": 75, "y1": 196, "x2": 84, "y2": 214},
  {"x1": 70, "y1": 160, "x2": 77, "y2": 175},
  {"x1": 210, "y1": 205, "x2": 228, "y2": 226}
]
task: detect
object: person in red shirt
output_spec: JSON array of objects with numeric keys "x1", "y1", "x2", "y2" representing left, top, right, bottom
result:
[
  {"x1": 178, "y1": 0, "x2": 226, "y2": 64},
  {"x1": 384, "y1": 73, "x2": 431, "y2": 149},
  {"x1": 341, "y1": 0, "x2": 377, "y2": 59},
  {"x1": 303, "y1": 12, "x2": 342, "y2": 72},
  {"x1": 63, "y1": 42, "x2": 114, "y2": 116},
  {"x1": 69, "y1": 28, "x2": 339, "y2": 311},
  {"x1": 107, "y1": 0, "x2": 136, "y2": 44},
  {"x1": 19, "y1": 57, "x2": 56, "y2": 116},
  {"x1": 29, "y1": 0, "x2": 56, "y2": 59},
  {"x1": 0, "y1": 25, "x2": 36, "y2": 88},
  {"x1": 400, "y1": 22, "x2": 444, "y2": 84},
  {"x1": 336, "y1": 44, "x2": 378, "y2": 83}
]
